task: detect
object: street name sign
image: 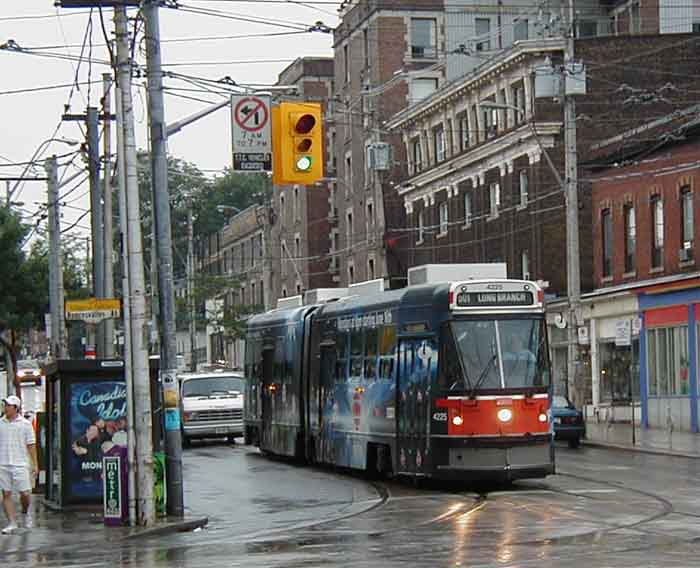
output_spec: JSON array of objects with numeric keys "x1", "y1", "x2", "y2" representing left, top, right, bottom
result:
[
  {"x1": 231, "y1": 94, "x2": 272, "y2": 172},
  {"x1": 66, "y1": 298, "x2": 121, "y2": 323}
]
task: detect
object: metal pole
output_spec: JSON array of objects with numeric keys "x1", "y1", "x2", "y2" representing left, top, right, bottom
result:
[
  {"x1": 103, "y1": 73, "x2": 115, "y2": 358},
  {"x1": 46, "y1": 156, "x2": 67, "y2": 359},
  {"x1": 565, "y1": 0, "x2": 581, "y2": 406},
  {"x1": 87, "y1": 106, "x2": 105, "y2": 357},
  {"x1": 115, "y1": 4, "x2": 155, "y2": 526},
  {"x1": 114, "y1": 79, "x2": 137, "y2": 527},
  {"x1": 143, "y1": 0, "x2": 184, "y2": 517},
  {"x1": 187, "y1": 201, "x2": 197, "y2": 371}
]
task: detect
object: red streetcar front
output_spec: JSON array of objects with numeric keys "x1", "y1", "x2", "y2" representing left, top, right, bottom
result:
[{"x1": 430, "y1": 280, "x2": 554, "y2": 481}]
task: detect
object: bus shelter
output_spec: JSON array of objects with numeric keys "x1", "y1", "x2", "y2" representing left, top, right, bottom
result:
[{"x1": 43, "y1": 359, "x2": 162, "y2": 507}]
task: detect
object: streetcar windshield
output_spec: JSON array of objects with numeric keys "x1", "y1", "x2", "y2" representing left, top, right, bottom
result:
[{"x1": 444, "y1": 318, "x2": 549, "y2": 391}]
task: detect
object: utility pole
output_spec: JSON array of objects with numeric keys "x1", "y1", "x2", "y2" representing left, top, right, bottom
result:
[
  {"x1": 565, "y1": 0, "x2": 581, "y2": 405},
  {"x1": 87, "y1": 106, "x2": 105, "y2": 357},
  {"x1": 46, "y1": 156, "x2": 67, "y2": 359},
  {"x1": 103, "y1": 73, "x2": 115, "y2": 358},
  {"x1": 114, "y1": 79, "x2": 136, "y2": 528},
  {"x1": 187, "y1": 200, "x2": 196, "y2": 372},
  {"x1": 115, "y1": 3, "x2": 155, "y2": 526},
  {"x1": 143, "y1": 0, "x2": 184, "y2": 517}
]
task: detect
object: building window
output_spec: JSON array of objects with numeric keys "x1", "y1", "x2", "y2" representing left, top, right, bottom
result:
[
  {"x1": 681, "y1": 186, "x2": 693, "y2": 249},
  {"x1": 363, "y1": 27, "x2": 370, "y2": 69},
  {"x1": 464, "y1": 192, "x2": 472, "y2": 226},
  {"x1": 439, "y1": 202, "x2": 448, "y2": 235},
  {"x1": 367, "y1": 201, "x2": 374, "y2": 229},
  {"x1": 514, "y1": 18, "x2": 528, "y2": 41},
  {"x1": 348, "y1": 262, "x2": 355, "y2": 284},
  {"x1": 344, "y1": 153, "x2": 352, "y2": 195},
  {"x1": 280, "y1": 194, "x2": 286, "y2": 224},
  {"x1": 343, "y1": 44, "x2": 350, "y2": 83},
  {"x1": 411, "y1": 18, "x2": 437, "y2": 59},
  {"x1": 346, "y1": 210, "x2": 354, "y2": 246},
  {"x1": 624, "y1": 203, "x2": 636, "y2": 273},
  {"x1": 521, "y1": 250, "x2": 530, "y2": 280},
  {"x1": 294, "y1": 235, "x2": 301, "y2": 258},
  {"x1": 259, "y1": 280, "x2": 264, "y2": 306},
  {"x1": 368, "y1": 257, "x2": 375, "y2": 280},
  {"x1": 458, "y1": 113, "x2": 469, "y2": 151},
  {"x1": 601, "y1": 208, "x2": 612, "y2": 278},
  {"x1": 282, "y1": 287, "x2": 287, "y2": 298},
  {"x1": 578, "y1": 21, "x2": 598, "y2": 38},
  {"x1": 410, "y1": 77, "x2": 438, "y2": 103},
  {"x1": 251, "y1": 282, "x2": 256, "y2": 306},
  {"x1": 651, "y1": 195, "x2": 664, "y2": 268},
  {"x1": 475, "y1": 18, "x2": 491, "y2": 51},
  {"x1": 630, "y1": 2, "x2": 641, "y2": 34},
  {"x1": 417, "y1": 210, "x2": 425, "y2": 243},
  {"x1": 489, "y1": 183, "x2": 500, "y2": 218},
  {"x1": 519, "y1": 170, "x2": 528, "y2": 207},
  {"x1": 647, "y1": 326, "x2": 689, "y2": 396},
  {"x1": 294, "y1": 186, "x2": 300, "y2": 221},
  {"x1": 511, "y1": 83, "x2": 525, "y2": 122},
  {"x1": 411, "y1": 137, "x2": 422, "y2": 173},
  {"x1": 433, "y1": 125, "x2": 446, "y2": 163},
  {"x1": 482, "y1": 105, "x2": 497, "y2": 139}
]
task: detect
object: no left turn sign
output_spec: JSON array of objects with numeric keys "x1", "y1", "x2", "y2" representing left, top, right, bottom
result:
[{"x1": 231, "y1": 94, "x2": 272, "y2": 172}]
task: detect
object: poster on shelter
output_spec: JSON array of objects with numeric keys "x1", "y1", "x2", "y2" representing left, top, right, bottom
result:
[{"x1": 67, "y1": 381, "x2": 128, "y2": 498}]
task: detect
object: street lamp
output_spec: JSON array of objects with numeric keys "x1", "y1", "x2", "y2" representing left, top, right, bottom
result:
[
  {"x1": 216, "y1": 204, "x2": 242, "y2": 217},
  {"x1": 8, "y1": 138, "x2": 81, "y2": 205}
]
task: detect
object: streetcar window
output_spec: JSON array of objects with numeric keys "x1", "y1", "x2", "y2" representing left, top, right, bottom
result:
[
  {"x1": 379, "y1": 325, "x2": 397, "y2": 356},
  {"x1": 364, "y1": 327, "x2": 378, "y2": 381},
  {"x1": 350, "y1": 329, "x2": 364, "y2": 380},
  {"x1": 336, "y1": 332, "x2": 348, "y2": 383},
  {"x1": 448, "y1": 318, "x2": 550, "y2": 391}
]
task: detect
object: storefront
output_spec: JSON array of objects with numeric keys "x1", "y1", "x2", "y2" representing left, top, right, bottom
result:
[{"x1": 637, "y1": 283, "x2": 700, "y2": 433}]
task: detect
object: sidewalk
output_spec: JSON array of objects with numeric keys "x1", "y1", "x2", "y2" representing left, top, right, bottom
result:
[
  {"x1": 583, "y1": 419, "x2": 700, "y2": 458},
  {"x1": 0, "y1": 498, "x2": 208, "y2": 558}
]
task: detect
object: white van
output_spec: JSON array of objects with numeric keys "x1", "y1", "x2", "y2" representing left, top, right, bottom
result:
[{"x1": 179, "y1": 370, "x2": 245, "y2": 446}]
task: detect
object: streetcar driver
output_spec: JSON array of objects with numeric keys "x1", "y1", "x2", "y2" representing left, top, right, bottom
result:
[{"x1": 502, "y1": 333, "x2": 537, "y2": 386}]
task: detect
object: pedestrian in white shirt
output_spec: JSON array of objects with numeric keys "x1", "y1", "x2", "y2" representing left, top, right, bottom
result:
[{"x1": 0, "y1": 395, "x2": 38, "y2": 534}]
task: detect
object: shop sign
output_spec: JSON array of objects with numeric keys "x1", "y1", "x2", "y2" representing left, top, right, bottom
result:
[
  {"x1": 577, "y1": 325, "x2": 590, "y2": 345},
  {"x1": 615, "y1": 319, "x2": 632, "y2": 347},
  {"x1": 631, "y1": 316, "x2": 642, "y2": 337}
]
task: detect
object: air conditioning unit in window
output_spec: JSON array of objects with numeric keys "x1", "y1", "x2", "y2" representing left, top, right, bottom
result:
[{"x1": 679, "y1": 247, "x2": 694, "y2": 262}]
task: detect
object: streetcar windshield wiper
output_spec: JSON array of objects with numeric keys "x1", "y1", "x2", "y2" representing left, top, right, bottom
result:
[{"x1": 468, "y1": 354, "x2": 497, "y2": 398}]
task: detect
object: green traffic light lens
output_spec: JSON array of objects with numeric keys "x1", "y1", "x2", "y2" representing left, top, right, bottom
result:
[{"x1": 296, "y1": 156, "x2": 313, "y2": 171}]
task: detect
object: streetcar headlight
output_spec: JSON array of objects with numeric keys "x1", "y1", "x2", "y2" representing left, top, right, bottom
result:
[
  {"x1": 538, "y1": 413, "x2": 548, "y2": 423},
  {"x1": 497, "y1": 408, "x2": 513, "y2": 423},
  {"x1": 452, "y1": 415, "x2": 463, "y2": 426}
]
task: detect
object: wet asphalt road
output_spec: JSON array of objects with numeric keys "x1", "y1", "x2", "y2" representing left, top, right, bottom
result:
[{"x1": 9, "y1": 440, "x2": 700, "y2": 567}]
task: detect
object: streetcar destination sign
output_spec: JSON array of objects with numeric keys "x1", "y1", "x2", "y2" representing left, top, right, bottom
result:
[{"x1": 456, "y1": 291, "x2": 534, "y2": 307}]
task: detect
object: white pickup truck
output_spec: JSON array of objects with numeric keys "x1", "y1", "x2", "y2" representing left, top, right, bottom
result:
[{"x1": 179, "y1": 370, "x2": 245, "y2": 446}]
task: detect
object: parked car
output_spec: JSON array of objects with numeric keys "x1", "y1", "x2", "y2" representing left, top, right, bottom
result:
[
  {"x1": 179, "y1": 370, "x2": 245, "y2": 446},
  {"x1": 552, "y1": 395, "x2": 585, "y2": 448}
]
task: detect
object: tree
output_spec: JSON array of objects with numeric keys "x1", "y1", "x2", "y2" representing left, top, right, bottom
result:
[{"x1": 0, "y1": 208, "x2": 48, "y2": 395}]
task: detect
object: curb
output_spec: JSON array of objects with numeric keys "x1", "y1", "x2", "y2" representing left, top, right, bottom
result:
[
  {"x1": 582, "y1": 438, "x2": 700, "y2": 460},
  {"x1": 123, "y1": 516, "x2": 209, "y2": 539}
]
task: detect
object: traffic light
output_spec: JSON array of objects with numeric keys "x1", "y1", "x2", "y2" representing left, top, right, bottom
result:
[{"x1": 272, "y1": 102, "x2": 323, "y2": 185}]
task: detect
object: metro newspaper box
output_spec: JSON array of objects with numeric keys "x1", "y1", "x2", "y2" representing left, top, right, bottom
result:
[{"x1": 43, "y1": 359, "x2": 162, "y2": 508}]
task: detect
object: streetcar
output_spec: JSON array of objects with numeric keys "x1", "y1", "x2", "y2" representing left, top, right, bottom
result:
[{"x1": 244, "y1": 265, "x2": 554, "y2": 482}]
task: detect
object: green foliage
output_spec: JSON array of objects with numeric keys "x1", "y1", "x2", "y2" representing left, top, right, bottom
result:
[{"x1": 0, "y1": 208, "x2": 46, "y2": 332}]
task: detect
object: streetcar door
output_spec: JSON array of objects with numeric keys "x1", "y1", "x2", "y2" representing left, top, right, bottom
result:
[
  {"x1": 318, "y1": 343, "x2": 336, "y2": 462},
  {"x1": 397, "y1": 337, "x2": 433, "y2": 476},
  {"x1": 261, "y1": 346, "x2": 274, "y2": 449},
  {"x1": 397, "y1": 341, "x2": 416, "y2": 474}
]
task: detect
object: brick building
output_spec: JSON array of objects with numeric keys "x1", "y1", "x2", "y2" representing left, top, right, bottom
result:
[
  {"x1": 271, "y1": 57, "x2": 335, "y2": 301},
  {"x1": 584, "y1": 117, "x2": 700, "y2": 432},
  {"x1": 386, "y1": 31, "x2": 700, "y2": 402},
  {"x1": 332, "y1": 0, "x2": 445, "y2": 288}
]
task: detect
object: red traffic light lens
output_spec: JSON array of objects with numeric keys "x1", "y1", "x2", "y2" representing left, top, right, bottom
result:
[
  {"x1": 297, "y1": 138, "x2": 312, "y2": 152},
  {"x1": 294, "y1": 114, "x2": 316, "y2": 134}
]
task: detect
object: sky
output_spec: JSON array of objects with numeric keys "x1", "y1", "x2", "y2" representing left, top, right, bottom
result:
[{"x1": 0, "y1": 0, "x2": 339, "y2": 244}]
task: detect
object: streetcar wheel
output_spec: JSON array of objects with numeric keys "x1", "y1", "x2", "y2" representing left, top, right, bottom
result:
[{"x1": 568, "y1": 437, "x2": 581, "y2": 449}]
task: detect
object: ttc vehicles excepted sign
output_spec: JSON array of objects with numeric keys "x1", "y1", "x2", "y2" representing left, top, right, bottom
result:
[{"x1": 231, "y1": 95, "x2": 272, "y2": 172}]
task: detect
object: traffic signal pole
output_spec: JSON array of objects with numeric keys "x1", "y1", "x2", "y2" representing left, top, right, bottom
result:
[{"x1": 142, "y1": 0, "x2": 184, "y2": 517}]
